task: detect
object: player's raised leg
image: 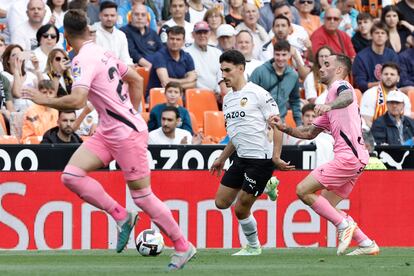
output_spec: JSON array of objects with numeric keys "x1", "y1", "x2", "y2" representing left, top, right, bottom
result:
[
  {"x1": 296, "y1": 174, "x2": 356, "y2": 255},
  {"x1": 61, "y1": 143, "x2": 134, "y2": 252}
]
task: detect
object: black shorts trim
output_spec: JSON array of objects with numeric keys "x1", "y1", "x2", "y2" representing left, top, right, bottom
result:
[{"x1": 221, "y1": 156, "x2": 274, "y2": 197}]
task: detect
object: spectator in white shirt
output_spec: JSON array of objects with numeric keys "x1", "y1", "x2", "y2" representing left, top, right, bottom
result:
[
  {"x1": 11, "y1": 0, "x2": 48, "y2": 51},
  {"x1": 94, "y1": 1, "x2": 133, "y2": 64},
  {"x1": 160, "y1": 0, "x2": 194, "y2": 45},
  {"x1": 46, "y1": 0, "x2": 68, "y2": 29},
  {"x1": 149, "y1": 106, "x2": 203, "y2": 145},
  {"x1": 235, "y1": 30, "x2": 263, "y2": 80}
]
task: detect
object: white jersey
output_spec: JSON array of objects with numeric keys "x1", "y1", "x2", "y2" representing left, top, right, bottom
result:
[{"x1": 223, "y1": 82, "x2": 279, "y2": 159}]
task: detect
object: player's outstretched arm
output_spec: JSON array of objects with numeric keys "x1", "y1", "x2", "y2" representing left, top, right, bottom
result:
[
  {"x1": 315, "y1": 90, "x2": 353, "y2": 116},
  {"x1": 122, "y1": 66, "x2": 144, "y2": 111},
  {"x1": 22, "y1": 86, "x2": 88, "y2": 110},
  {"x1": 268, "y1": 115, "x2": 323, "y2": 140}
]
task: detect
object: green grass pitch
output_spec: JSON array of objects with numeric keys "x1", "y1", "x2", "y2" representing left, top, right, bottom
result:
[{"x1": 0, "y1": 248, "x2": 413, "y2": 276}]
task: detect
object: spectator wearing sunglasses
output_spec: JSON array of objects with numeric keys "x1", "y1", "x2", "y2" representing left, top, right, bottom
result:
[
  {"x1": 311, "y1": 7, "x2": 356, "y2": 59},
  {"x1": 295, "y1": 0, "x2": 321, "y2": 37},
  {"x1": 45, "y1": 48, "x2": 73, "y2": 97},
  {"x1": 26, "y1": 24, "x2": 60, "y2": 74}
]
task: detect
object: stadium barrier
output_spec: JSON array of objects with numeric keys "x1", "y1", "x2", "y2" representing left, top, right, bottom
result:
[{"x1": 1, "y1": 170, "x2": 413, "y2": 250}]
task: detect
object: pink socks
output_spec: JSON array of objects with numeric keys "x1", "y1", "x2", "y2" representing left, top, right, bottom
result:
[
  {"x1": 61, "y1": 165, "x2": 127, "y2": 222},
  {"x1": 311, "y1": 196, "x2": 345, "y2": 226},
  {"x1": 130, "y1": 187, "x2": 189, "y2": 252}
]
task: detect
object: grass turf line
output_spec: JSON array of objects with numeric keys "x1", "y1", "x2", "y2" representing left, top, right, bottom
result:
[{"x1": 0, "y1": 248, "x2": 413, "y2": 276}]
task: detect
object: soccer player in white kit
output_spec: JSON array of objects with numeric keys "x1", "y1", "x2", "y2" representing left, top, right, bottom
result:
[
  {"x1": 23, "y1": 9, "x2": 196, "y2": 270},
  {"x1": 210, "y1": 50, "x2": 294, "y2": 256}
]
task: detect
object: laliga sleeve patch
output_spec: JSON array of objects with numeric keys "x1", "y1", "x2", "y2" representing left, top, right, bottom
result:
[
  {"x1": 337, "y1": 84, "x2": 351, "y2": 95},
  {"x1": 72, "y1": 63, "x2": 81, "y2": 82}
]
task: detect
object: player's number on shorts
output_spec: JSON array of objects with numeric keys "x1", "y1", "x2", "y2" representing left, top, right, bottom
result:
[{"x1": 108, "y1": 67, "x2": 126, "y2": 102}]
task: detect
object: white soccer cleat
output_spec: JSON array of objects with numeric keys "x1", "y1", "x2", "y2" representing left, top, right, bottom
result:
[
  {"x1": 232, "y1": 245, "x2": 262, "y2": 256},
  {"x1": 264, "y1": 176, "x2": 279, "y2": 201},
  {"x1": 346, "y1": 241, "x2": 380, "y2": 256},
  {"x1": 167, "y1": 242, "x2": 197, "y2": 271},
  {"x1": 337, "y1": 221, "x2": 357, "y2": 255}
]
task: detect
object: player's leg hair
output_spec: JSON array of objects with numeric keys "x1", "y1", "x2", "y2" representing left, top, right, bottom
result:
[
  {"x1": 128, "y1": 180, "x2": 189, "y2": 252},
  {"x1": 234, "y1": 191, "x2": 260, "y2": 248},
  {"x1": 215, "y1": 184, "x2": 240, "y2": 210},
  {"x1": 61, "y1": 146, "x2": 128, "y2": 222},
  {"x1": 297, "y1": 174, "x2": 347, "y2": 227},
  {"x1": 321, "y1": 190, "x2": 372, "y2": 246}
]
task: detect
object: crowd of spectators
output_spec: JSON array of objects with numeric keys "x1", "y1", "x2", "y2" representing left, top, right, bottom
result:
[{"x1": 0, "y1": 0, "x2": 413, "y2": 149}]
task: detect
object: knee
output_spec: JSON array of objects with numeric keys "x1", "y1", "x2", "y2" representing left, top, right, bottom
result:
[
  {"x1": 215, "y1": 199, "x2": 231, "y2": 210},
  {"x1": 234, "y1": 207, "x2": 248, "y2": 220},
  {"x1": 296, "y1": 184, "x2": 307, "y2": 201},
  {"x1": 61, "y1": 165, "x2": 86, "y2": 189}
]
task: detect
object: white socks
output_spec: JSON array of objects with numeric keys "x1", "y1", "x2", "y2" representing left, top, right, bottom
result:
[
  {"x1": 337, "y1": 218, "x2": 349, "y2": 230},
  {"x1": 239, "y1": 215, "x2": 260, "y2": 248}
]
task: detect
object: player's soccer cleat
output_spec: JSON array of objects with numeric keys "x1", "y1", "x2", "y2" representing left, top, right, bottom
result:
[
  {"x1": 232, "y1": 245, "x2": 262, "y2": 256},
  {"x1": 346, "y1": 241, "x2": 380, "y2": 256},
  {"x1": 264, "y1": 176, "x2": 279, "y2": 201},
  {"x1": 116, "y1": 211, "x2": 139, "y2": 253},
  {"x1": 167, "y1": 242, "x2": 197, "y2": 271},
  {"x1": 337, "y1": 221, "x2": 357, "y2": 255}
]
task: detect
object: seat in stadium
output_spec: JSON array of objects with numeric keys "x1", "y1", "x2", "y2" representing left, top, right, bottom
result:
[
  {"x1": 285, "y1": 110, "x2": 296, "y2": 128},
  {"x1": 149, "y1": 88, "x2": 183, "y2": 111},
  {"x1": 408, "y1": 90, "x2": 414, "y2": 113},
  {"x1": 0, "y1": 135, "x2": 19, "y2": 144},
  {"x1": 136, "y1": 66, "x2": 150, "y2": 92},
  {"x1": 204, "y1": 111, "x2": 226, "y2": 140},
  {"x1": 22, "y1": 136, "x2": 42, "y2": 144},
  {"x1": 189, "y1": 112, "x2": 199, "y2": 134},
  {"x1": 185, "y1": 89, "x2": 218, "y2": 130}
]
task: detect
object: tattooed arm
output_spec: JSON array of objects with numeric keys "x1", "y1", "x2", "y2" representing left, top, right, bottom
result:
[
  {"x1": 268, "y1": 115, "x2": 324, "y2": 140},
  {"x1": 314, "y1": 90, "x2": 353, "y2": 116}
]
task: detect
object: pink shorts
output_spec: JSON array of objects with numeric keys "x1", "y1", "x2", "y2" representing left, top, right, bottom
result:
[
  {"x1": 84, "y1": 130, "x2": 150, "y2": 181},
  {"x1": 311, "y1": 158, "x2": 365, "y2": 198}
]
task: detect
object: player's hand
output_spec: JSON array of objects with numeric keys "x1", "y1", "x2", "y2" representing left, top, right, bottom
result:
[
  {"x1": 210, "y1": 158, "x2": 225, "y2": 177},
  {"x1": 273, "y1": 157, "x2": 295, "y2": 171},
  {"x1": 21, "y1": 87, "x2": 48, "y2": 105},
  {"x1": 314, "y1": 104, "x2": 331, "y2": 116},
  {"x1": 267, "y1": 115, "x2": 285, "y2": 131}
]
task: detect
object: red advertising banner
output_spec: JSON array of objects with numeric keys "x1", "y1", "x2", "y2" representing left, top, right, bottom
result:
[{"x1": 1, "y1": 171, "x2": 413, "y2": 250}]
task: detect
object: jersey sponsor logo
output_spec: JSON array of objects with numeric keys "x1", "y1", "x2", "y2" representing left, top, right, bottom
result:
[
  {"x1": 240, "y1": 97, "x2": 248, "y2": 107},
  {"x1": 224, "y1": 111, "x2": 246, "y2": 120}
]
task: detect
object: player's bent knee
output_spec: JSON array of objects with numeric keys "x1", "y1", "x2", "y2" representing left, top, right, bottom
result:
[
  {"x1": 215, "y1": 199, "x2": 231, "y2": 210},
  {"x1": 61, "y1": 165, "x2": 87, "y2": 190},
  {"x1": 296, "y1": 184, "x2": 307, "y2": 200}
]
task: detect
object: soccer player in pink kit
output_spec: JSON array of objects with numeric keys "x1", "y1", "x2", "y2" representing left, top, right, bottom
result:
[
  {"x1": 23, "y1": 9, "x2": 196, "y2": 270},
  {"x1": 270, "y1": 54, "x2": 380, "y2": 256}
]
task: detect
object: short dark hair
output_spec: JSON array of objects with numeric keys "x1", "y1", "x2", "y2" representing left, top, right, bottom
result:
[
  {"x1": 381, "y1": 62, "x2": 400, "y2": 75},
  {"x1": 38, "y1": 79, "x2": 55, "y2": 91},
  {"x1": 274, "y1": 40, "x2": 290, "y2": 52},
  {"x1": 100, "y1": 1, "x2": 117, "y2": 12},
  {"x1": 167, "y1": 25, "x2": 186, "y2": 38},
  {"x1": 64, "y1": 9, "x2": 89, "y2": 38},
  {"x1": 47, "y1": 0, "x2": 68, "y2": 12},
  {"x1": 219, "y1": 50, "x2": 246, "y2": 67},
  {"x1": 381, "y1": 5, "x2": 404, "y2": 25},
  {"x1": 357, "y1": 12, "x2": 373, "y2": 22},
  {"x1": 334, "y1": 54, "x2": 352, "y2": 75},
  {"x1": 370, "y1": 21, "x2": 389, "y2": 35},
  {"x1": 162, "y1": 106, "x2": 180, "y2": 119},
  {"x1": 272, "y1": 1, "x2": 290, "y2": 14},
  {"x1": 273, "y1": 14, "x2": 290, "y2": 27},
  {"x1": 165, "y1": 81, "x2": 183, "y2": 95},
  {"x1": 58, "y1": 110, "x2": 76, "y2": 118},
  {"x1": 36, "y1": 24, "x2": 59, "y2": 46},
  {"x1": 302, "y1": 103, "x2": 316, "y2": 116}
]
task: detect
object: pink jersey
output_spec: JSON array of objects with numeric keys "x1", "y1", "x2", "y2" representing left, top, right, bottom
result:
[
  {"x1": 313, "y1": 80, "x2": 369, "y2": 165},
  {"x1": 72, "y1": 41, "x2": 147, "y2": 140}
]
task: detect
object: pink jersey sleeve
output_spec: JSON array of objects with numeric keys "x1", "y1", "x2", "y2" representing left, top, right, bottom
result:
[
  {"x1": 72, "y1": 57, "x2": 96, "y2": 90},
  {"x1": 313, "y1": 113, "x2": 330, "y2": 131}
]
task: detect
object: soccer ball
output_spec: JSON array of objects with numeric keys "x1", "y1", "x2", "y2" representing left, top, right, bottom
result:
[{"x1": 135, "y1": 229, "x2": 164, "y2": 256}]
